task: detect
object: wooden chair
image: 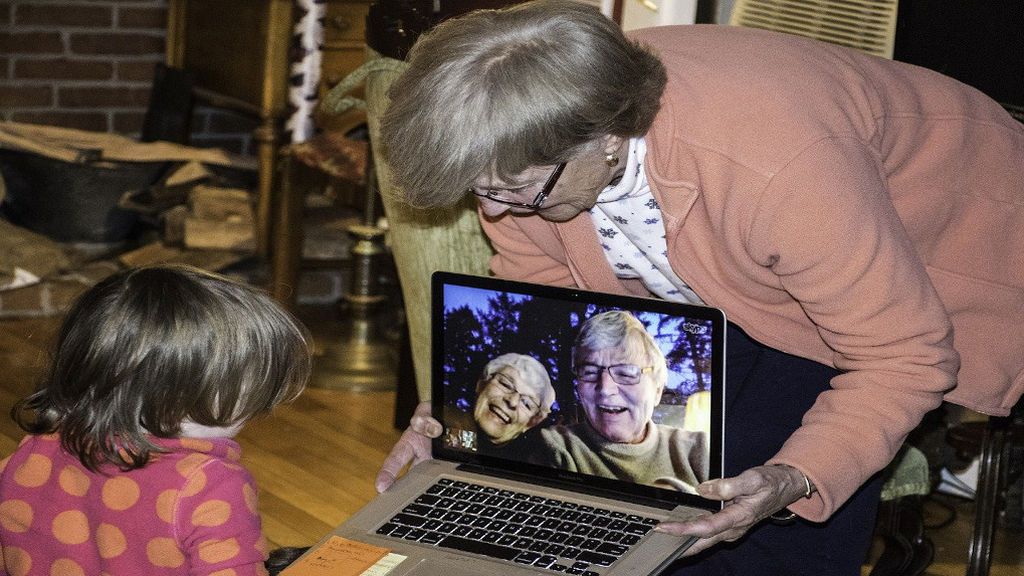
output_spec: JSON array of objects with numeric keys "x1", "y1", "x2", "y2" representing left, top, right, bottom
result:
[{"x1": 946, "y1": 401, "x2": 1024, "y2": 576}]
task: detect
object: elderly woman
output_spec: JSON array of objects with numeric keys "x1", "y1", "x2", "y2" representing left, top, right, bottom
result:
[
  {"x1": 534, "y1": 311, "x2": 708, "y2": 493},
  {"x1": 445, "y1": 352, "x2": 556, "y2": 450},
  {"x1": 374, "y1": 1, "x2": 1024, "y2": 574}
]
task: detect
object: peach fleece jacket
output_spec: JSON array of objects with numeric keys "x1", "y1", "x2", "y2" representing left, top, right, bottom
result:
[{"x1": 479, "y1": 25, "x2": 1024, "y2": 522}]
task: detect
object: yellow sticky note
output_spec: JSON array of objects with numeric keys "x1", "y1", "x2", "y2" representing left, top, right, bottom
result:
[{"x1": 280, "y1": 536, "x2": 391, "y2": 576}]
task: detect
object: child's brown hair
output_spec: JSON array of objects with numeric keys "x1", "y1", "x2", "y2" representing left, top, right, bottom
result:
[{"x1": 12, "y1": 264, "x2": 311, "y2": 471}]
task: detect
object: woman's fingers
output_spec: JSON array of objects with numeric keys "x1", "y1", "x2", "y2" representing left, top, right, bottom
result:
[
  {"x1": 374, "y1": 402, "x2": 440, "y2": 493},
  {"x1": 654, "y1": 465, "x2": 807, "y2": 556}
]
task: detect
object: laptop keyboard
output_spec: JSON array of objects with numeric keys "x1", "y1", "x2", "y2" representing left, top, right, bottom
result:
[{"x1": 374, "y1": 478, "x2": 658, "y2": 574}]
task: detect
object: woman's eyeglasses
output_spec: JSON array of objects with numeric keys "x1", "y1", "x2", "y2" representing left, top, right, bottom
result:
[
  {"x1": 575, "y1": 363, "x2": 653, "y2": 386},
  {"x1": 468, "y1": 162, "x2": 566, "y2": 210}
]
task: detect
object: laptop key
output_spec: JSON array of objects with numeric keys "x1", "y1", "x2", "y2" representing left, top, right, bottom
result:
[
  {"x1": 437, "y1": 536, "x2": 519, "y2": 561},
  {"x1": 375, "y1": 522, "x2": 398, "y2": 535},
  {"x1": 550, "y1": 564, "x2": 568, "y2": 572},
  {"x1": 514, "y1": 551, "x2": 541, "y2": 565},
  {"x1": 596, "y1": 542, "x2": 629, "y2": 556},
  {"x1": 536, "y1": 555, "x2": 557, "y2": 568},
  {"x1": 391, "y1": 513, "x2": 427, "y2": 527},
  {"x1": 402, "y1": 504, "x2": 431, "y2": 516},
  {"x1": 577, "y1": 551, "x2": 616, "y2": 567},
  {"x1": 421, "y1": 531, "x2": 444, "y2": 545}
]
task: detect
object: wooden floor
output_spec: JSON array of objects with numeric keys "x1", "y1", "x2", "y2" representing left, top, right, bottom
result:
[{"x1": 1, "y1": 304, "x2": 1022, "y2": 574}]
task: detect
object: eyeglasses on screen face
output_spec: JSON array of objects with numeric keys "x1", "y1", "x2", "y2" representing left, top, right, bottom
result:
[
  {"x1": 492, "y1": 373, "x2": 539, "y2": 412},
  {"x1": 468, "y1": 162, "x2": 567, "y2": 210},
  {"x1": 575, "y1": 363, "x2": 654, "y2": 386}
]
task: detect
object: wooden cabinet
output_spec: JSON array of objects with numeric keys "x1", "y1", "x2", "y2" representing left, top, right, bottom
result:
[
  {"x1": 165, "y1": 0, "x2": 371, "y2": 274},
  {"x1": 318, "y1": 0, "x2": 372, "y2": 135}
]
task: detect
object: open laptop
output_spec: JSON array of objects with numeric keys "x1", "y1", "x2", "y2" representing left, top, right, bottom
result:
[{"x1": 310, "y1": 272, "x2": 726, "y2": 576}]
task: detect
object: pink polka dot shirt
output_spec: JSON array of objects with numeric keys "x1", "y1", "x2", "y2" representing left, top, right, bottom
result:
[{"x1": 0, "y1": 434, "x2": 269, "y2": 575}]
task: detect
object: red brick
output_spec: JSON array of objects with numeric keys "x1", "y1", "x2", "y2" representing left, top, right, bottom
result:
[
  {"x1": 0, "y1": 85, "x2": 53, "y2": 107},
  {"x1": 208, "y1": 110, "x2": 259, "y2": 133},
  {"x1": 15, "y1": 58, "x2": 113, "y2": 81},
  {"x1": 58, "y1": 85, "x2": 151, "y2": 108},
  {"x1": 16, "y1": 4, "x2": 112, "y2": 27},
  {"x1": 10, "y1": 111, "x2": 108, "y2": 132},
  {"x1": 118, "y1": 6, "x2": 167, "y2": 29},
  {"x1": 69, "y1": 33, "x2": 163, "y2": 56},
  {"x1": 115, "y1": 60, "x2": 159, "y2": 82},
  {"x1": 188, "y1": 135, "x2": 247, "y2": 155},
  {"x1": 0, "y1": 32, "x2": 64, "y2": 55},
  {"x1": 113, "y1": 111, "x2": 145, "y2": 134}
]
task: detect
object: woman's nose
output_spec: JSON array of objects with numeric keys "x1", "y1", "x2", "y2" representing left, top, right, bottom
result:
[
  {"x1": 503, "y1": 390, "x2": 520, "y2": 407},
  {"x1": 595, "y1": 371, "x2": 618, "y2": 394}
]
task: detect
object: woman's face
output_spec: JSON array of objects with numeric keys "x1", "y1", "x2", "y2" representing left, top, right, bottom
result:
[
  {"x1": 473, "y1": 137, "x2": 627, "y2": 223},
  {"x1": 575, "y1": 343, "x2": 663, "y2": 444},
  {"x1": 473, "y1": 365, "x2": 545, "y2": 445}
]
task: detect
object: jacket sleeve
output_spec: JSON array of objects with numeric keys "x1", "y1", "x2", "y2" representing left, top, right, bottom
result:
[{"x1": 751, "y1": 136, "x2": 959, "y2": 521}]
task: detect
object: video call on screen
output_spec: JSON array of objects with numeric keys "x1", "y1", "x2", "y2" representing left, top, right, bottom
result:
[{"x1": 438, "y1": 284, "x2": 715, "y2": 488}]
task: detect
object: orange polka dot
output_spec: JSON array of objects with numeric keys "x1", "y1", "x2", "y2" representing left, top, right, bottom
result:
[
  {"x1": 156, "y1": 489, "x2": 178, "y2": 523},
  {"x1": 198, "y1": 537, "x2": 241, "y2": 564},
  {"x1": 49, "y1": 558, "x2": 85, "y2": 576},
  {"x1": 96, "y1": 523, "x2": 127, "y2": 559},
  {"x1": 210, "y1": 570, "x2": 239, "y2": 576},
  {"x1": 58, "y1": 466, "x2": 90, "y2": 497},
  {"x1": 147, "y1": 537, "x2": 185, "y2": 568},
  {"x1": 52, "y1": 509, "x2": 90, "y2": 544},
  {"x1": 192, "y1": 499, "x2": 231, "y2": 527},
  {"x1": 0, "y1": 499, "x2": 34, "y2": 532},
  {"x1": 180, "y1": 438, "x2": 214, "y2": 453},
  {"x1": 226, "y1": 446, "x2": 241, "y2": 462},
  {"x1": 176, "y1": 453, "x2": 209, "y2": 476},
  {"x1": 13, "y1": 453, "x2": 52, "y2": 488},
  {"x1": 4, "y1": 545, "x2": 31, "y2": 576},
  {"x1": 182, "y1": 470, "x2": 207, "y2": 497},
  {"x1": 242, "y1": 483, "x2": 258, "y2": 514},
  {"x1": 101, "y1": 477, "x2": 140, "y2": 511},
  {"x1": 255, "y1": 534, "x2": 268, "y2": 555}
]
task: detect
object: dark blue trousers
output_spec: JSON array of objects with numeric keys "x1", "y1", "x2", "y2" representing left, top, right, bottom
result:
[{"x1": 664, "y1": 324, "x2": 883, "y2": 576}]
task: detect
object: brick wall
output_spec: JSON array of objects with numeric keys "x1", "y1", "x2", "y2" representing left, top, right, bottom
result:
[{"x1": 0, "y1": 0, "x2": 256, "y2": 155}]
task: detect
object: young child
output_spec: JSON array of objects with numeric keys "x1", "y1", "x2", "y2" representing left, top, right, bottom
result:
[{"x1": 0, "y1": 265, "x2": 311, "y2": 575}]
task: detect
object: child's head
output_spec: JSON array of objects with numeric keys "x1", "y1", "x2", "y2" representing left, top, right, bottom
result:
[{"x1": 12, "y1": 264, "x2": 312, "y2": 471}]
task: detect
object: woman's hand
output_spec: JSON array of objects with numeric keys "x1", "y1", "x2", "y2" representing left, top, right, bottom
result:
[
  {"x1": 654, "y1": 464, "x2": 811, "y2": 555},
  {"x1": 374, "y1": 401, "x2": 443, "y2": 493}
]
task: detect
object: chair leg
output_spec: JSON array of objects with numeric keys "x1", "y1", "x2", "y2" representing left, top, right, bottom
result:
[{"x1": 967, "y1": 417, "x2": 1009, "y2": 576}]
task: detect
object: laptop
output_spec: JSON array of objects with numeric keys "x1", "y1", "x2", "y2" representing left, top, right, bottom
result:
[{"x1": 308, "y1": 272, "x2": 726, "y2": 576}]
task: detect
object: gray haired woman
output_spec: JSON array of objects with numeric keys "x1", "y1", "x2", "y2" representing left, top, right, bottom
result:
[{"x1": 374, "y1": 1, "x2": 1024, "y2": 574}]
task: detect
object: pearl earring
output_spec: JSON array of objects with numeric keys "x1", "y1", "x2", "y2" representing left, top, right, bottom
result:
[{"x1": 604, "y1": 153, "x2": 619, "y2": 167}]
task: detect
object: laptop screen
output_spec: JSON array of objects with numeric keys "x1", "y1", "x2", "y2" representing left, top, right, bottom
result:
[{"x1": 431, "y1": 272, "x2": 725, "y2": 509}]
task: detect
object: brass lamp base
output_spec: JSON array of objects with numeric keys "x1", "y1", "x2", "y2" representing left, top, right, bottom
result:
[
  {"x1": 309, "y1": 223, "x2": 398, "y2": 391},
  {"x1": 311, "y1": 313, "x2": 398, "y2": 391}
]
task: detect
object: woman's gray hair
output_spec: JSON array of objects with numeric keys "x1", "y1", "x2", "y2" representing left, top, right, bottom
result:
[
  {"x1": 479, "y1": 352, "x2": 556, "y2": 425},
  {"x1": 572, "y1": 310, "x2": 668, "y2": 388},
  {"x1": 380, "y1": 0, "x2": 667, "y2": 207}
]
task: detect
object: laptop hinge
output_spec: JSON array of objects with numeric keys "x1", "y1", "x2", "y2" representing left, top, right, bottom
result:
[{"x1": 456, "y1": 463, "x2": 680, "y2": 511}]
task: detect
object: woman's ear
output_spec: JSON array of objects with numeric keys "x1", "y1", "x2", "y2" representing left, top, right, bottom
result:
[{"x1": 602, "y1": 135, "x2": 625, "y2": 155}]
